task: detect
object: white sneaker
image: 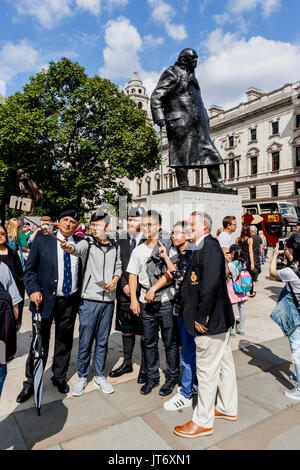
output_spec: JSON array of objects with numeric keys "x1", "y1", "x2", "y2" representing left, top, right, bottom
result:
[
  {"x1": 94, "y1": 375, "x2": 115, "y2": 394},
  {"x1": 72, "y1": 377, "x2": 87, "y2": 396},
  {"x1": 163, "y1": 392, "x2": 192, "y2": 411},
  {"x1": 177, "y1": 384, "x2": 198, "y2": 395},
  {"x1": 284, "y1": 387, "x2": 300, "y2": 401}
]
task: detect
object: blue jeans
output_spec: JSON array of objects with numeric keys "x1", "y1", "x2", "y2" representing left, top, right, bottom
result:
[
  {"x1": 77, "y1": 300, "x2": 114, "y2": 378},
  {"x1": 0, "y1": 364, "x2": 7, "y2": 397},
  {"x1": 289, "y1": 326, "x2": 300, "y2": 388},
  {"x1": 177, "y1": 316, "x2": 197, "y2": 399}
]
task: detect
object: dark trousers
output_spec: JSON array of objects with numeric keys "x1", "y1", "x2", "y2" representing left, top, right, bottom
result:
[
  {"x1": 140, "y1": 300, "x2": 179, "y2": 382},
  {"x1": 24, "y1": 292, "x2": 79, "y2": 386}
]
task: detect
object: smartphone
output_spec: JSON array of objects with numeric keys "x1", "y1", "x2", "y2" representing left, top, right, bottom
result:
[
  {"x1": 278, "y1": 240, "x2": 284, "y2": 250},
  {"x1": 95, "y1": 280, "x2": 106, "y2": 288}
]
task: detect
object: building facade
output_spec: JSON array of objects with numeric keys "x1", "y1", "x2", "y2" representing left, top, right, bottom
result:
[{"x1": 125, "y1": 74, "x2": 300, "y2": 216}]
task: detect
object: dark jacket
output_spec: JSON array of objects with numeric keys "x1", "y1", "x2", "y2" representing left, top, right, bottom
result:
[
  {"x1": 116, "y1": 234, "x2": 144, "y2": 307},
  {"x1": 24, "y1": 231, "x2": 82, "y2": 319},
  {"x1": 181, "y1": 234, "x2": 234, "y2": 336},
  {"x1": 151, "y1": 63, "x2": 223, "y2": 169}
]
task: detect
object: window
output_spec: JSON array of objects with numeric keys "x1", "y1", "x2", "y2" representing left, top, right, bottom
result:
[
  {"x1": 147, "y1": 180, "x2": 151, "y2": 195},
  {"x1": 156, "y1": 178, "x2": 160, "y2": 191},
  {"x1": 250, "y1": 187, "x2": 256, "y2": 200},
  {"x1": 251, "y1": 156, "x2": 257, "y2": 175},
  {"x1": 223, "y1": 163, "x2": 227, "y2": 180},
  {"x1": 228, "y1": 159, "x2": 235, "y2": 178},
  {"x1": 296, "y1": 181, "x2": 300, "y2": 195},
  {"x1": 272, "y1": 151, "x2": 280, "y2": 171},
  {"x1": 236, "y1": 160, "x2": 240, "y2": 178},
  {"x1": 296, "y1": 114, "x2": 300, "y2": 128},
  {"x1": 169, "y1": 173, "x2": 173, "y2": 189},
  {"x1": 229, "y1": 136, "x2": 234, "y2": 147},
  {"x1": 195, "y1": 169, "x2": 200, "y2": 186},
  {"x1": 271, "y1": 184, "x2": 278, "y2": 197},
  {"x1": 272, "y1": 121, "x2": 279, "y2": 135},
  {"x1": 250, "y1": 128, "x2": 257, "y2": 141},
  {"x1": 296, "y1": 146, "x2": 300, "y2": 167},
  {"x1": 138, "y1": 102, "x2": 143, "y2": 109},
  {"x1": 138, "y1": 182, "x2": 142, "y2": 197}
]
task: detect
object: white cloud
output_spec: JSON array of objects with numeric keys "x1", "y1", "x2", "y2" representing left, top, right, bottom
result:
[
  {"x1": 197, "y1": 29, "x2": 300, "y2": 110},
  {"x1": 13, "y1": 0, "x2": 74, "y2": 29},
  {"x1": 0, "y1": 40, "x2": 44, "y2": 82},
  {"x1": 0, "y1": 81, "x2": 6, "y2": 96},
  {"x1": 228, "y1": 0, "x2": 281, "y2": 17},
  {"x1": 11, "y1": 0, "x2": 129, "y2": 28},
  {"x1": 147, "y1": 0, "x2": 187, "y2": 41},
  {"x1": 99, "y1": 16, "x2": 142, "y2": 80},
  {"x1": 143, "y1": 35, "x2": 164, "y2": 48}
]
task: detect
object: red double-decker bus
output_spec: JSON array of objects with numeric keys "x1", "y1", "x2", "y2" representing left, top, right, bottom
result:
[{"x1": 242, "y1": 202, "x2": 298, "y2": 247}]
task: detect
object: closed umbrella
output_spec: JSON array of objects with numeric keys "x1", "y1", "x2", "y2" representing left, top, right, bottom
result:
[{"x1": 32, "y1": 307, "x2": 44, "y2": 416}]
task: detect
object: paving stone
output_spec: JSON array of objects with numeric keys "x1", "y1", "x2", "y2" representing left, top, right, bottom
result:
[
  {"x1": 13, "y1": 390, "x2": 125, "y2": 450},
  {"x1": 216, "y1": 407, "x2": 300, "y2": 450},
  {"x1": 143, "y1": 395, "x2": 271, "y2": 450},
  {"x1": 103, "y1": 376, "x2": 167, "y2": 418},
  {"x1": 61, "y1": 416, "x2": 172, "y2": 450},
  {"x1": 238, "y1": 366, "x2": 297, "y2": 411},
  {"x1": 0, "y1": 413, "x2": 27, "y2": 450}
]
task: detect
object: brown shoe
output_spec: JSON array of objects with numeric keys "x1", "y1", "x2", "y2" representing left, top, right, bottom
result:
[
  {"x1": 214, "y1": 409, "x2": 237, "y2": 421},
  {"x1": 174, "y1": 421, "x2": 213, "y2": 438}
]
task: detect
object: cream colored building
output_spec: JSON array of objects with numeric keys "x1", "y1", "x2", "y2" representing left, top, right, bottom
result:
[{"x1": 124, "y1": 74, "x2": 300, "y2": 219}]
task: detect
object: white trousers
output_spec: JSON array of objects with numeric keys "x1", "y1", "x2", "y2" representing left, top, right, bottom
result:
[{"x1": 192, "y1": 330, "x2": 238, "y2": 429}]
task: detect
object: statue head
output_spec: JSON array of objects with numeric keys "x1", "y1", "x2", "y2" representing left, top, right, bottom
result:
[{"x1": 177, "y1": 48, "x2": 198, "y2": 72}]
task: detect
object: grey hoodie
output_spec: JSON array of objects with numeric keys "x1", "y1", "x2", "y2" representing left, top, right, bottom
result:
[{"x1": 71, "y1": 236, "x2": 122, "y2": 302}]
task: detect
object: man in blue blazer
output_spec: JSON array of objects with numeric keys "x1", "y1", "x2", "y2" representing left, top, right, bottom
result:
[{"x1": 17, "y1": 209, "x2": 82, "y2": 403}]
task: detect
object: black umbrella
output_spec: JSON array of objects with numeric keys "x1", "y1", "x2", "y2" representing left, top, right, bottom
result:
[{"x1": 32, "y1": 307, "x2": 44, "y2": 416}]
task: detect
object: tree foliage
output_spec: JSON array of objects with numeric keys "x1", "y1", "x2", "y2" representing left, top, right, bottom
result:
[{"x1": 0, "y1": 58, "x2": 159, "y2": 219}]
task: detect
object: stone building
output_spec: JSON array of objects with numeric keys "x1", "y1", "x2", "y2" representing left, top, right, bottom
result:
[{"x1": 124, "y1": 74, "x2": 300, "y2": 218}]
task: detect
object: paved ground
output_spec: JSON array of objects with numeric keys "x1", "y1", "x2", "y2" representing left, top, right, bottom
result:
[{"x1": 1, "y1": 260, "x2": 300, "y2": 450}]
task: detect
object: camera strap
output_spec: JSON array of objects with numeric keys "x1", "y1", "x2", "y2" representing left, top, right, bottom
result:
[{"x1": 287, "y1": 282, "x2": 300, "y2": 316}]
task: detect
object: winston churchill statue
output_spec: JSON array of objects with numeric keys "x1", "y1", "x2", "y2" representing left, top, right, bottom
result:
[{"x1": 151, "y1": 48, "x2": 231, "y2": 191}]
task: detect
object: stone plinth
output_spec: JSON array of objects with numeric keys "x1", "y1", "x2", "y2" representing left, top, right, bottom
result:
[{"x1": 147, "y1": 186, "x2": 242, "y2": 236}]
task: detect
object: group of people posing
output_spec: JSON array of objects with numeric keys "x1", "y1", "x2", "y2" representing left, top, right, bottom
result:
[{"x1": 1, "y1": 205, "x2": 299, "y2": 438}]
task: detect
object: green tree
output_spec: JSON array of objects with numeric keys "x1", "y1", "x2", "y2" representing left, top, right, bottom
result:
[{"x1": 0, "y1": 58, "x2": 159, "y2": 220}]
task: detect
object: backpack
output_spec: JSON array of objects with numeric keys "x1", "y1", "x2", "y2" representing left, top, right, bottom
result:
[
  {"x1": 0, "y1": 280, "x2": 17, "y2": 362},
  {"x1": 231, "y1": 261, "x2": 253, "y2": 294}
]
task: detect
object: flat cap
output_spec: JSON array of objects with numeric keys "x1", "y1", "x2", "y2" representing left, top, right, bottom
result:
[{"x1": 58, "y1": 209, "x2": 80, "y2": 221}]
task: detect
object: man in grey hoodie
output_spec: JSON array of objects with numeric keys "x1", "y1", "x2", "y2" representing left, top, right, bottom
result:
[{"x1": 61, "y1": 211, "x2": 122, "y2": 396}]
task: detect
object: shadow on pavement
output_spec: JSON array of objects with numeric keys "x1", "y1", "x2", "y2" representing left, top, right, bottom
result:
[
  {"x1": 263, "y1": 284, "x2": 283, "y2": 301},
  {"x1": 238, "y1": 339, "x2": 295, "y2": 389}
]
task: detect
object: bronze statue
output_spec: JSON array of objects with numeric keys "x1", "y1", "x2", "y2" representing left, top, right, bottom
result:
[
  {"x1": 17, "y1": 168, "x2": 44, "y2": 210},
  {"x1": 151, "y1": 48, "x2": 231, "y2": 190}
]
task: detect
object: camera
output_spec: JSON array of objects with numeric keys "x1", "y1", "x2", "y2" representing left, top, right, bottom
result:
[{"x1": 278, "y1": 240, "x2": 284, "y2": 251}]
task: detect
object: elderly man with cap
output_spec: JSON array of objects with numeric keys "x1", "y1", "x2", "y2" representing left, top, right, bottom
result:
[
  {"x1": 109, "y1": 206, "x2": 148, "y2": 383},
  {"x1": 16, "y1": 209, "x2": 82, "y2": 403}
]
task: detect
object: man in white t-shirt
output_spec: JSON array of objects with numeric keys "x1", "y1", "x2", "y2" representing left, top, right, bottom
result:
[
  {"x1": 218, "y1": 216, "x2": 237, "y2": 255},
  {"x1": 127, "y1": 210, "x2": 179, "y2": 396}
]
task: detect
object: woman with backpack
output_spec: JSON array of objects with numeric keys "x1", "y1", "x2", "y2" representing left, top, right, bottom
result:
[
  {"x1": 270, "y1": 232, "x2": 300, "y2": 401},
  {"x1": 225, "y1": 245, "x2": 250, "y2": 336},
  {"x1": 236, "y1": 225, "x2": 256, "y2": 297}
]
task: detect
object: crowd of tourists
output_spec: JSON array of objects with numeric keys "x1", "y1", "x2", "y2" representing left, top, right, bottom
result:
[{"x1": 0, "y1": 207, "x2": 300, "y2": 438}]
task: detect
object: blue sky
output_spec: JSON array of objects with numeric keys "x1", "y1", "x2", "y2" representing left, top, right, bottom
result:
[{"x1": 1, "y1": 0, "x2": 300, "y2": 109}]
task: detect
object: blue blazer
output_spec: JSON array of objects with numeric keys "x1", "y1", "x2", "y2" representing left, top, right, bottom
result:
[{"x1": 24, "y1": 231, "x2": 82, "y2": 319}]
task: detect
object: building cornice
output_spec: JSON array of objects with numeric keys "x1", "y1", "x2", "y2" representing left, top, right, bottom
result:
[{"x1": 210, "y1": 97, "x2": 293, "y2": 133}]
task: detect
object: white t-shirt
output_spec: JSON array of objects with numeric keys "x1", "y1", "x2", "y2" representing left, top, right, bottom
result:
[
  {"x1": 218, "y1": 231, "x2": 233, "y2": 249},
  {"x1": 278, "y1": 267, "x2": 300, "y2": 294},
  {"x1": 126, "y1": 242, "x2": 174, "y2": 303}
]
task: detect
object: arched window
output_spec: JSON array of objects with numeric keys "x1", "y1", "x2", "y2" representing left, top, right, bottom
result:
[{"x1": 138, "y1": 102, "x2": 143, "y2": 109}]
